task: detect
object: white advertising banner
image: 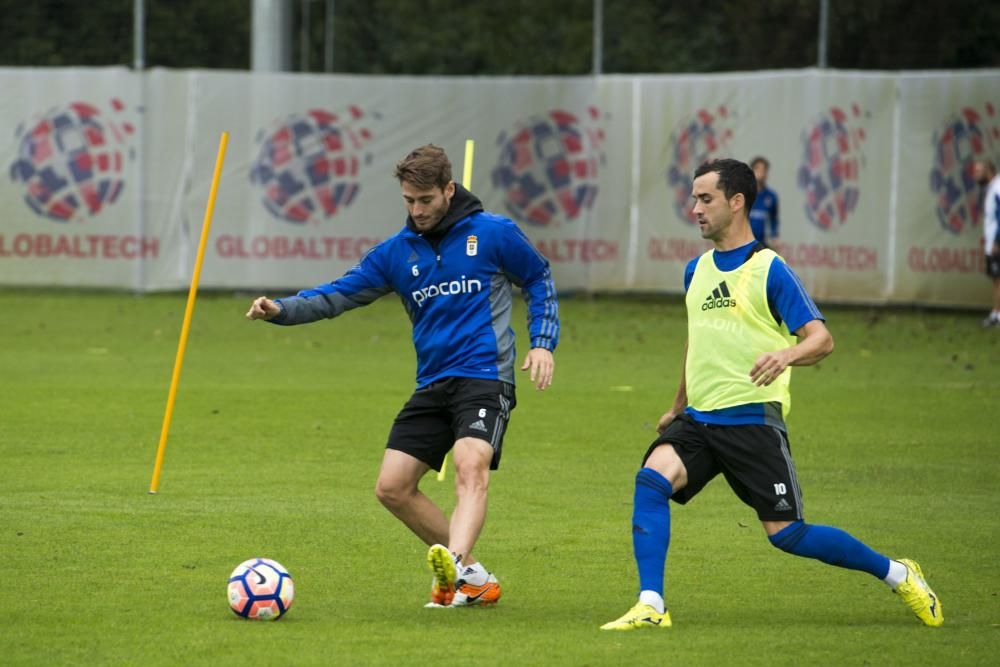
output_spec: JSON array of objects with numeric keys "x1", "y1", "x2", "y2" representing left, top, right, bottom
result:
[
  {"x1": 0, "y1": 67, "x2": 144, "y2": 288},
  {"x1": 893, "y1": 71, "x2": 1000, "y2": 307},
  {"x1": 0, "y1": 66, "x2": 997, "y2": 309},
  {"x1": 142, "y1": 69, "x2": 195, "y2": 291},
  {"x1": 632, "y1": 71, "x2": 897, "y2": 303},
  {"x1": 182, "y1": 73, "x2": 632, "y2": 292}
]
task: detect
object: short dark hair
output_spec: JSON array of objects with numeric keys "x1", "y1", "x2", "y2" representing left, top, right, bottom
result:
[
  {"x1": 394, "y1": 144, "x2": 453, "y2": 190},
  {"x1": 694, "y1": 158, "x2": 757, "y2": 212},
  {"x1": 750, "y1": 156, "x2": 770, "y2": 170}
]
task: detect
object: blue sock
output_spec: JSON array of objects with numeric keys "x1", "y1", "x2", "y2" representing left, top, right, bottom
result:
[
  {"x1": 768, "y1": 520, "x2": 891, "y2": 579},
  {"x1": 632, "y1": 467, "x2": 674, "y2": 596}
]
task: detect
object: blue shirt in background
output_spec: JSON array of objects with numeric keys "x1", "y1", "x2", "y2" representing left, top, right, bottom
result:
[{"x1": 749, "y1": 185, "x2": 780, "y2": 244}]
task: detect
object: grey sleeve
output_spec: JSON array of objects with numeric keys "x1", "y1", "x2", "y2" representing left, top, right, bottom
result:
[
  {"x1": 273, "y1": 285, "x2": 393, "y2": 325},
  {"x1": 270, "y1": 250, "x2": 395, "y2": 325}
]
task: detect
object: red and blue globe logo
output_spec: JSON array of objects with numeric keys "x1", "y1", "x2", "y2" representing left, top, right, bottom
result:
[
  {"x1": 491, "y1": 107, "x2": 605, "y2": 226},
  {"x1": 928, "y1": 102, "x2": 999, "y2": 234},
  {"x1": 797, "y1": 105, "x2": 868, "y2": 231},
  {"x1": 249, "y1": 107, "x2": 376, "y2": 224},
  {"x1": 9, "y1": 99, "x2": 135, "y2": 222},
  {"x1": 666, "y1": 106, "x2": 735, "y2": 225}
]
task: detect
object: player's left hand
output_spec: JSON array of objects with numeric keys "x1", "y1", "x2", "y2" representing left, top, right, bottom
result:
[
  {"x1": 749, "y1": 350, "x2": 792, "y2": 386},
  {"x1": 521, "y1": 348, "x2": 554, "y2": 390}
]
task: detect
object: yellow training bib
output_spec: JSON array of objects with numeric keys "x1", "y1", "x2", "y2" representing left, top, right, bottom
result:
[{"x1": 685, "y1": 248, "x2": 794, "y2": 415}]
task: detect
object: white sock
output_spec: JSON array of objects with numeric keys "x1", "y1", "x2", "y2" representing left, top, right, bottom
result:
[
  {"x1": 992, "y1": 310, "x2": 1000, "y2": 319},
  {"x1": 639, "y1": 590, "x2": 665, "y2": 614},
  {"x1": 883, "y1": 560, "x2": 908, "y2": 589},
  {"x1": 459, "y1": 561, "x2": 488, "y2": 586}
]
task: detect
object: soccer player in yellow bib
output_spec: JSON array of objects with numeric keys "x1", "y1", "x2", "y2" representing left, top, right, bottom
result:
[{"x1": 601, "y1": 159, "x2": 942, "y2": 631}]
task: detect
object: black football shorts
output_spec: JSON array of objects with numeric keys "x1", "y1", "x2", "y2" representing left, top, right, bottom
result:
[
  {"x1": 643, "y1": 413, "x2": 804, "y2": 521},
  {"x1": 387, "y1": 377, "x2": 516, "y2": 471}
]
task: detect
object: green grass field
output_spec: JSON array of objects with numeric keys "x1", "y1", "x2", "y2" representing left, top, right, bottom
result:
[{"x1": 2, "y1": 290, "x2": 998, "y2": 666}]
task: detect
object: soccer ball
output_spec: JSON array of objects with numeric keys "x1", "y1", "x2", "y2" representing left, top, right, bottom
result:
[{"x1": 227, "y1": 558, "x2": 295, "y2": 620}]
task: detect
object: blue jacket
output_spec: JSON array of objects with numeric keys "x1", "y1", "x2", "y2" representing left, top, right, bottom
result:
[
  {"x1": 271, "y1": 185, "x2": 559, "y2": 388},
  {"x1": 749, "y1": 185, "x2": 779, "y2": 243}
]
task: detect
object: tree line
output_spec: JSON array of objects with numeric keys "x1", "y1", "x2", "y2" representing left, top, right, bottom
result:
[{"x1": 0, "y1": 0, "x2": 995, "y2": 73}]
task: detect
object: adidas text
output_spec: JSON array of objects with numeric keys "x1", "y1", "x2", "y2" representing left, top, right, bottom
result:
[{"x1": 702, "y1": 297, "x2": 737, "y2": 311}]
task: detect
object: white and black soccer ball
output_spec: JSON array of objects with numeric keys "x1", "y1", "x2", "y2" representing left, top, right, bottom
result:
[{"x1": 227, "y1": 558, "x2": 294, "y2": 620}]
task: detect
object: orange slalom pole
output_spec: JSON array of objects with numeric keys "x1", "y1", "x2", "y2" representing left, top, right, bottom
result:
[
  {"x1": 437, "y1": 138, "x2": 475, "y2": 483},
  {"x1": 149, "y1": 131, "x2": 229, "y2": 493}
]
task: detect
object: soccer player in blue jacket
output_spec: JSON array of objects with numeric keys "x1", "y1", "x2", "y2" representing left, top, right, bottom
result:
[
  {"x1": 601, "y1": 158, "x2": 942, "y2": 631},
  {"x1": 247, "y1": 145, "x2": 559, "y2": 608},
  {"x1": 749, "y1": 156, "x2": 779, "y2": 245}
]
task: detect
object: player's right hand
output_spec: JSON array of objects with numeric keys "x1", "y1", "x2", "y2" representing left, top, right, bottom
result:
[
  {"x1": 246, "y1": 296, "x2": 281, "y2": 321},
  {"x1": 656, "y1": 410, "x2": 679, "y2": 434}
]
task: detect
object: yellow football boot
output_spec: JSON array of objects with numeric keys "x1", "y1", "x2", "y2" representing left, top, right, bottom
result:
[
  {"x1": 425, "y1": 544, "x2": 457, "y2": 608},
  {"x1": 600, "y1": 602, "x2": 672, "y2": 631},
  {"x1": 894, "y1": 558, "x2": 943, "y2": 627}
]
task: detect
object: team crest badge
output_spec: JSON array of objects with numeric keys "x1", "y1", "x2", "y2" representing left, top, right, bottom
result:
[{"x1": 466, "y1": 235, "x2": 478, "y2": 256}]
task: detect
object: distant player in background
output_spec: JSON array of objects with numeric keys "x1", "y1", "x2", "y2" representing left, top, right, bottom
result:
[
  {"x1": 973, "y1": 159, "x2": 1000, "y2": 327},
  {"x1": 247, "y1": 144, "x2": 559, "y2": 608},
  {"x1": 749, "y1": 156, "x2": 779, "y2": 245},
  {"x1": 601, "y1": 158, "x2": 942, "y2": 631}
]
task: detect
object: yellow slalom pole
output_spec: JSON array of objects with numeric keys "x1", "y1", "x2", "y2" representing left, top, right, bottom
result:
[
  {"x1": 437, "y1": 138, "x2": 475, "y2": 483},
  {"x1": 149, "y1": 131, "x2": 229, "y2": 493},
  {"x1": 461, "y1": 137, "x2": 475, "y2": 190}
]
